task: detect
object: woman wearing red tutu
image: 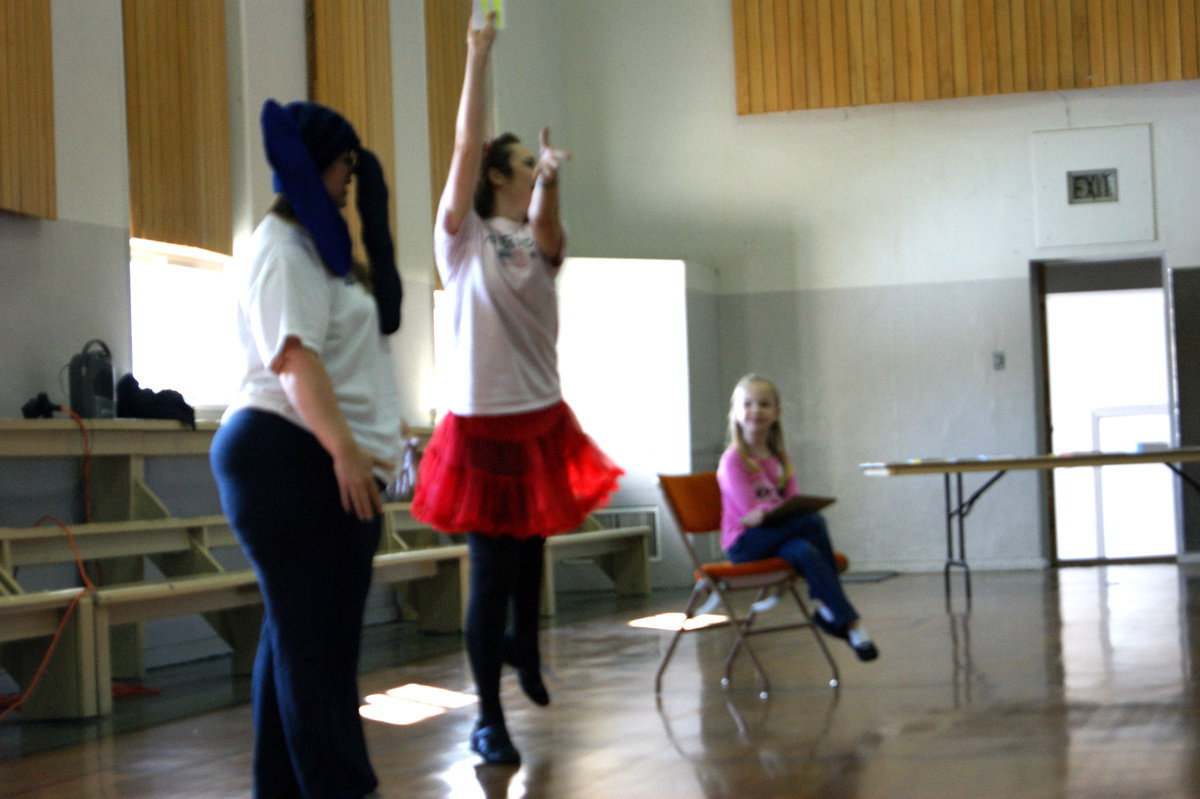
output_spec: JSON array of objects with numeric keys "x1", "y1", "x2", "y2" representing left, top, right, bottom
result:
[{"x1": 412, "y1": 13, "x2": 621, "y2": 766}]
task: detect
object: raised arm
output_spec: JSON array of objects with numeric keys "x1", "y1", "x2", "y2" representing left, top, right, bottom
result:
[
  {"x1": 529, "y1": 126, "x2": 568, "y2": 259},
  {"x1": 440, "y1": 14, "x2": 496, "y2": 236}
]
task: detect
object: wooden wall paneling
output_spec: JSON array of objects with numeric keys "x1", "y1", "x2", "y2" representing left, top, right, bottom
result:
[
  {"x1": 731, "y1": 0, "x2": 1200, "y2": 113},
  {"x1": 1101, "y1": 0, "x2": 1121, "y2": 85},
  {"x1": 980, "y1": 0, "x2": 999, "y2": 95},
  {"x1": 1116, "y1": 0, "x2": 1137, "y2": 83},
  {"x1": 932, "y1": 0, "x2": 954, "y2": 97},
  {"x1": 733, "y1": 0, "x2": 751, "y2": 113},
  {"x1": 766, "y1": 0, "x2": 782, "y2": 110},
  {"x1": 196, "y1": 0, "x2": 229, "y2": 251},
  {"x1": 1009, "y1": 0, "x2": 1030, "y2": 91},
  {"x1": 1162, "y1": 0, "x2": 1184, "y2": 80},
  {"x1": 904, "y1": 0, "x2": 925, "y2": 101},
  {"x1": 1, "y1": 3, "x2": 13, "y2": 212},
  {"x1": 310, "y1": 0, "x2": 398, "y2": 266},
  {"x1": 0, "y1": 3, "x2": 13, "y2": 212},
  {"x1": 1086, "y1": 0, "x2": 1107, "y2": 86},
  {"x1": 0, "y1": 0, "x2": 56, "y2": 219},
  {"x1": 949, "y1": 0, "x2": 969, "y2": 96},
  {"x1": 122, "y1": 3, "x2": 142, "y2": 235},
  {"x1": 994, "y1": 0, "x2": 1015, "y2": 94},
  {"x1": 832, "y1": 0, "x2": 852, "y2": 107},
  {"x1": 25, "y1": 0, "x2": 54, "y2": 218},
  {"x1": 964, "y1": 0, "x2": 984, "y2": 95},
  {"x1": 1037, "y1": 0, "x2": 1059, "y2": 91},
  {"x1": 816, "y1": 0, "x2": 836, "y2": 107},
  {"x1": 1055, "y1": 0, "x2": 1075, "y2": 89},
  {"x1": 920, "y1": 0, "x2": 940, "y2": 98},
  {"x1": 1133, "y1": 0, "x2": 1151, "y2": 83},
  {"x1": 1027, "y1": 0, "x2": 1046, "y2": 89},
  {"x1": 123, "y1": 0, "x2": 232, "y2": 255},
  {"x1": 1181, "y1": 0, "x2": 1198, "y2": 78},
  {"x1": 773, "y1": 0, "x2": 795, "y2": 111},
  {"x1": 155, "y1": 1, "x2": 181, "y2": 243},
  {"x1": 743, "y1": 0, "x2": 763, "y2": 111},
  {"x1": 746, "y1": 0, "x2": 765, "y2": 112},
  {"x1": 1148, "y1": 0, "x2": 1169, "y2": 81},
  {"x1": 802, "y1": 0, "x2": 822, "y2": 106},
  {"x1": 891, "y1": 0, "x2": 911, "y2": 103},
  {"x1": 1069, "y1": 0, "x2": 1090, "y2": 88},
  {"x1": 786, "y1": 0, "x2": 808, "y2": 109},
  {"x1": 861, "y1": 0, "x2": 881, "y2": 104},
  {"x1": 760, "y1": 0, "x2": 781, "y2": 112},
  {"x1": 846, "y1": 0, "x2": 866, "y2": 105},
  {"x1": 37, "y1": 0, "x2": 55, "y2": 218},
  {"x1": 7, "y1": 0, "x2": 23, "y2": 212},
  {"x1": 875, "y1": 0, "x2": 896, "y2": 103},
  {"x1": 1147, "y1": 0, "x2": 1166, "y2": 81},
  {"x1": 423, "y1": 0, "x2": 468, "y2": 226},
  {"x1": 364, "y1": 1, "x2": 395, "y2": 162}
]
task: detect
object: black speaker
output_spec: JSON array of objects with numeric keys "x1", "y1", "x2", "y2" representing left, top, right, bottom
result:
[{"x1": 69, "y1": 339, "x2": 115, "y2": 418}]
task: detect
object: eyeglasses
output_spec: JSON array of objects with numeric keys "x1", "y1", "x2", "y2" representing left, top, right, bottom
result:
[{"x1": 340, "y1": 150, "x2": 359, "y2": 171}]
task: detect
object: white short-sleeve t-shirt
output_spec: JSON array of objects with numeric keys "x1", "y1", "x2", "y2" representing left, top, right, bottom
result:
[
  {"x1": 225, "y1": 213, "x2": 402, "y2": 470},
  {"x1": 435, "y1": 206, "x2": 563, "y2": 416}
]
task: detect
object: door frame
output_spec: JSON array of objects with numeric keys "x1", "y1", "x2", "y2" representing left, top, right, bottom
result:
[{"x1": 1029, "y1": 256, "x2": 1168, "y2": 565}]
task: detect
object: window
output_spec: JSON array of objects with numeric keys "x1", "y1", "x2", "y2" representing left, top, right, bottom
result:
[{"x1": 128, "y1": 239, "x2": 239, "y2": 416}]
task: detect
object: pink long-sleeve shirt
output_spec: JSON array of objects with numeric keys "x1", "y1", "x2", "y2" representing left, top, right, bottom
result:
[{"x1": 716, "y1": 446, "x2": 799, "y2": 551}]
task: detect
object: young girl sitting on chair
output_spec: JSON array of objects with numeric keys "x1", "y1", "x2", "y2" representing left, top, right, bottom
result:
[{"x1": 717, "y1": 374, "x2": 879, "y2": 662}]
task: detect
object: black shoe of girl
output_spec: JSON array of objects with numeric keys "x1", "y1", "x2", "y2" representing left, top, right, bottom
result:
[
  {"x1": 470, "y1": 721, "x2": 521, "y2": 765},
  {"x1": 502, "y1": 636, "x2": 550, "y2": 706},
  {"x1": 811, "y1": 613, "x2": 849, "y2": 640},
  {"x1": 852, "y1": 640, "x2": 879, "y2": 662}
]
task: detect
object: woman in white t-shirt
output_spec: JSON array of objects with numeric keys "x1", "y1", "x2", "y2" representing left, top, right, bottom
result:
[
  {"x1": 411, "y1": 14, "x2": 622, "y2": 766},
  {"x1": 210, "y1": 100, "x2": 400, "y2": 799}
]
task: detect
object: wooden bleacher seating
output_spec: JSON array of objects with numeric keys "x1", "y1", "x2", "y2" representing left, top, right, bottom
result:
[{"x1": 0, "y1": 419, "x2": 651, "y2": 719}]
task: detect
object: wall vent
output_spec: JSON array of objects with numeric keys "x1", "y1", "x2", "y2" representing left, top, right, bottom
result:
[{"x1": 586, "y1": 505, "x2": 661, "y2": 561}]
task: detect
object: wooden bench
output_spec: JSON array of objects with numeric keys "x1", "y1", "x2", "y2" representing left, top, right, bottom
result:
[
  {"x1": 380, "y1": 502, "x2": 653, "y2": 617},
  {"x1": 0, "y1": 588, "x2": 99, "y2": 718},
  {"x1": 88, "y1": 544, "x2": 469, "y2": 714},
  {"x1": 0, "y1": 509, "x2": 469, "y2": 718},
  {"x1": 541, "y1": 525, "x2": 653, "y2": 616}
]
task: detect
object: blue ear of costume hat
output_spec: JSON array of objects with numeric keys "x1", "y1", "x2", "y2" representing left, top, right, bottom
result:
[
  {"x1": 260, "y1": 99, "x2": 353, "y2": 278},
  {"x1": 355, "y1": 148, "x2": 402, "y2": 334}
]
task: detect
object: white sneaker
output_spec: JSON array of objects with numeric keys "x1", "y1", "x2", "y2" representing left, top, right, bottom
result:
[
  {"x1": 693, "y1": 581, "x2": 722, "y2": 616},
  {"x1": 749, "y1": 588, "x2": 781, "y2": 615}
]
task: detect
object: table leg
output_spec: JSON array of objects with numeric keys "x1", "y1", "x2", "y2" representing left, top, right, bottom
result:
[
  {"x1": 943, "y1": 473, "x2": 972, "y2": 601},
  {"x1": 1164, "y1": 462, "x2": 1200, "y2": 495},
  {"x1": 942, "y1": 470, "x2": 1008, "y2": 600}
]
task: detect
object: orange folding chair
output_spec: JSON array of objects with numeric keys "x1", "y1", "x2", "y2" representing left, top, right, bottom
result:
[{"x1": 655, "y1": 472, "x2": 843, "y2": 697}]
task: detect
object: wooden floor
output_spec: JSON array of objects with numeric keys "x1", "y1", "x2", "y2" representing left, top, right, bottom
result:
[{"x1": 2, "y1": 564, "x2": 1199, "y2": 798}]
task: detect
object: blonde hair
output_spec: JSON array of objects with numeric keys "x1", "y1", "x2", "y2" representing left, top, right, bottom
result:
[{"x1": 727, "y1": 374, "x2": 794, "y2": 488}]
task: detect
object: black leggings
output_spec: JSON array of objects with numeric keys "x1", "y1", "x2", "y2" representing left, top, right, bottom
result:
[{"x1": 465, "y1": 533, "x2": 545, "y2": 725}]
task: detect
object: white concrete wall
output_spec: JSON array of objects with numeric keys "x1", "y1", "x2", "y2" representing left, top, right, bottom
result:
[{"x1": 484, "y1": 0, "x2": 1200, "y2": 572}]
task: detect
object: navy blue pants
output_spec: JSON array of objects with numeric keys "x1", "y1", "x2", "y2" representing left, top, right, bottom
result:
[
  {"x1": 726, "y1": 512, "x2": 858, "y2": 628},
  {"x1": 211, "y1": 409, "x2": 379, "y2": 799}
]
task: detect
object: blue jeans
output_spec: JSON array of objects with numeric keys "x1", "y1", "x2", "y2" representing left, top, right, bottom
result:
[
  {"x1": 212, "y1": 409, "x2": 380, "y2": 799},
  {"x1": 726, "y1": 512, "x2": 858, "y2": 628}
]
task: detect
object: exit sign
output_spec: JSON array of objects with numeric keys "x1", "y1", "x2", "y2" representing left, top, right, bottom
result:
[{"x1": 1067, "y1": 169, "x2": 1118, "y2": 204}]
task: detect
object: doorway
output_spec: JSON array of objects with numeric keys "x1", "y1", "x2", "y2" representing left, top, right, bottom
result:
[{"x1": 1033, "y1": 258, "x2": 1178, "y2": 563}]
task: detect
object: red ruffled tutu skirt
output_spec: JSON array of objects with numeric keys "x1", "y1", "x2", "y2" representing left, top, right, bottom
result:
[{"x1": 411, "y1": 401, "x2": 623, "y2": 538}]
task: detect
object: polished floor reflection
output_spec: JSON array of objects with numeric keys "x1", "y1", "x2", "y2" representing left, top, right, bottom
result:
[{"x1": 2, "y1": 564, "x2": 1198, "y2": 798}]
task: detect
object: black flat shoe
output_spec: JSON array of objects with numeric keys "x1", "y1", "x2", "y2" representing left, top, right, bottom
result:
[
  {"x1": 503, "y1": 636, "x2": 551, "y2": 707},
  {"x1": 812, "y1": 613, "x2": 849, "y2": 640},
  {"x1": 852, "y1": 640, "x2": 879, "y2": 662},
  {"x1": 470, "y1": 722, "x2": 521, "y2": 765}
]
